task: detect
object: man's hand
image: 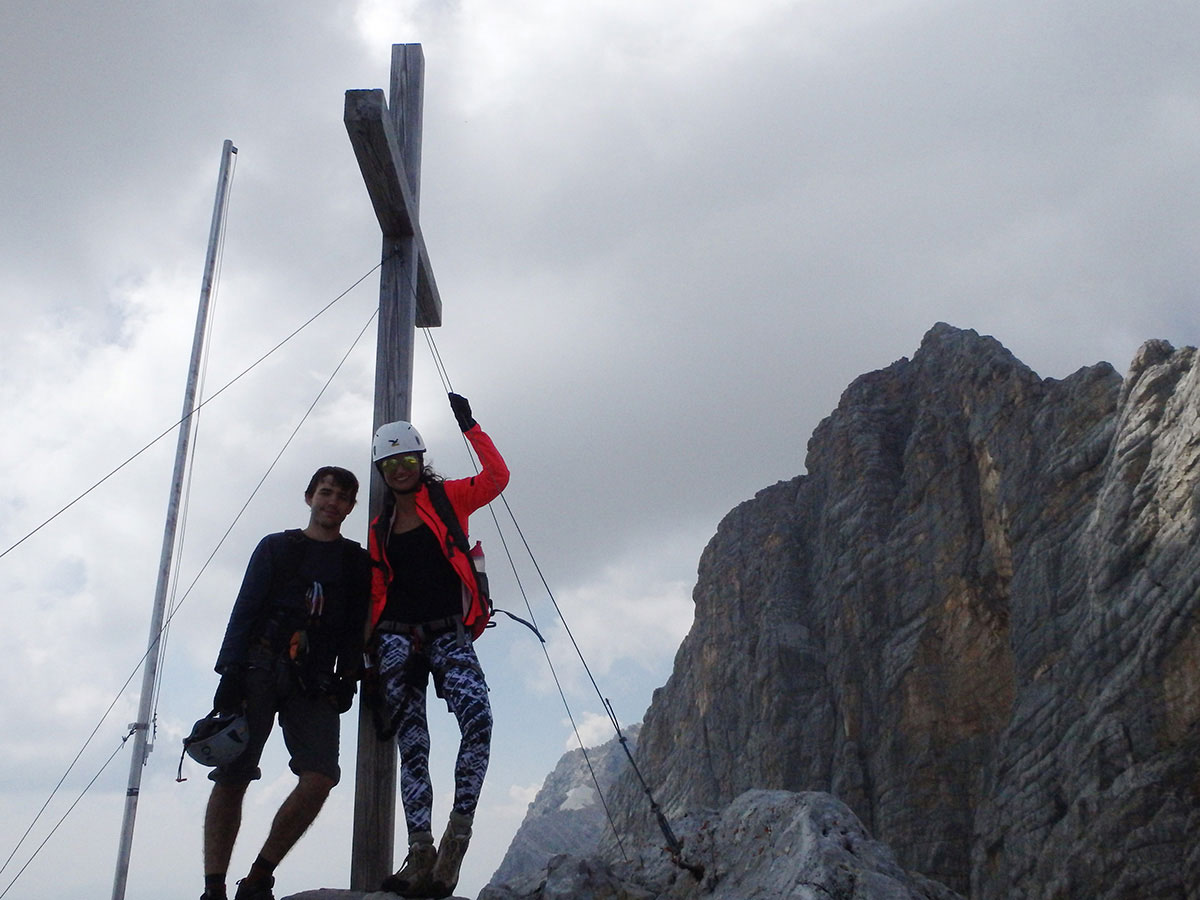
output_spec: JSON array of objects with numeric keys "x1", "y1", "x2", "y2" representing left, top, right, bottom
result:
[
  {"x1": 331, "y1": 674, "x2": 357, "y2": 714},
  {"x1": 213, "y1": 665, "x2": 246, "y2": 713}
]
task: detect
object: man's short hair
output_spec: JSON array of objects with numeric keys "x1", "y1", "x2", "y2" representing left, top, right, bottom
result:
[{"x1": 305, "y1": 466, "x2": 359, "y2": 501}]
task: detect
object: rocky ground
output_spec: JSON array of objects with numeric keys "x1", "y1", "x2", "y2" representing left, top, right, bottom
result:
[{"x1": 287, "y1": 789, "x2": 961, "y2": 900}]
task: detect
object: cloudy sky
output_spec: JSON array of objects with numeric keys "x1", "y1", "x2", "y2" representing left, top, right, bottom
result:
[{"x1": 2, "y1": 1, "x2": 1198, "y2": 897}]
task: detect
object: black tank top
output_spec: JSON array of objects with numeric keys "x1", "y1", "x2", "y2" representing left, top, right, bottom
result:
[{"x1": 381, "y1": 523, "x2": 462, "y2": 624}]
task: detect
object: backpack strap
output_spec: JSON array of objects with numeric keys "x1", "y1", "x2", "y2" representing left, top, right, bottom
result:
[
  {"x1": 425, "y1": 480, "x2": 489, "y2": 610},
  {"x1": 425, "y1": 480, "x2": 470, "y2": 554},
  {"x1": 252, "y1": 531, "x2": 309, "y2": 651}
]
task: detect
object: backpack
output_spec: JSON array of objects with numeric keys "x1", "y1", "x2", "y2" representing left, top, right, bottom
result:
[
  {"x1": 424, "y1": 480, "x2": 490, "y2": 614},
  {"x1": 424, "y1": 481, "x2": 542, "y2": 641}
]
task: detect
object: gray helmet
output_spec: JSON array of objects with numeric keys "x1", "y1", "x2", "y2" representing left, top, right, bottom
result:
[
  {"x1": 183, "y1": 710, "x2": 249, "y2": 767},
  {"x1": 372, "y1": 421, "x2": 426, "y2": 461}
]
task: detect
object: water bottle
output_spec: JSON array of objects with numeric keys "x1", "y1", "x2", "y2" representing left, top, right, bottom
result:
[{"x1": 469, "y1": 540, "x2": 490, "y2": 601}]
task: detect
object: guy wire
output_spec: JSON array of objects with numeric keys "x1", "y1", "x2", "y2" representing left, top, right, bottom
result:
[
  {"x1": 420, "y1": 326, "x2": 643, "y2": 860},
  {"x1": 0, "y1": 248, "x2": 394, "y2": 565}
]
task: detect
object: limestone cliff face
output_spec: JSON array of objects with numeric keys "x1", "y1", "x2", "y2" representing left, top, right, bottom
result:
[{"x1": 603, "y1": 324, "x2": 1200, "y2": 898}]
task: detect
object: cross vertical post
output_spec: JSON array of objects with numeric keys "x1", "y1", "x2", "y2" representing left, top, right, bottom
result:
[{"x1": 344, "y1": 42, "x2": 442, "y2": 890}]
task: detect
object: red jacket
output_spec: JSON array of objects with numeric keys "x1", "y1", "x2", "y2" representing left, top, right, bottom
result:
[{"x1": 367, "y1": 424, "x2": 509, "y2": 639}]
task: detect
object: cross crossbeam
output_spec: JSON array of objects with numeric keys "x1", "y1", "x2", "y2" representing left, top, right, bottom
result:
[{"x1": 344, "y1": 88, "x2": 441, "y2": 326}]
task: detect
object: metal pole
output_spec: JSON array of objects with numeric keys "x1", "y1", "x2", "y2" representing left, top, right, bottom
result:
[{"x1": 111, "y1": 139, "x2": 237, "y2": 900}]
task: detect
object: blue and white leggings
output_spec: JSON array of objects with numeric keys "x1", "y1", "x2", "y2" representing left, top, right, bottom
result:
[{"x1": 376, "y1": 629, "x2": 492, "y2": 837}]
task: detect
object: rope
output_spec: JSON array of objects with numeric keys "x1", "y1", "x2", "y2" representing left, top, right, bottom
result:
[
  {"x1": 0, "y1": 729, "x2": 131, "y2": 897},
  {"x1": 493, "y1": 490, "x2": 681, "y2": 862},
  {"x1": 420, "y1": 328, "x2": 694, "y2": 871},
  {"x1": 0, "y1": 250, "x2": 391, "y2": 565},
  {"x1": 0, "y1": 664, "x2": 143, "y2": 884}
]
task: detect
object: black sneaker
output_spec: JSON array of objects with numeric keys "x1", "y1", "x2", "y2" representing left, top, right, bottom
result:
[{"x1": 233, "y1": 876, "x2": 274, "y2": 900}]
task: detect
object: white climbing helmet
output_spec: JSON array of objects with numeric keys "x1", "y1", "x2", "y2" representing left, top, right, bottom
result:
[
  {"x1": 183, "y1": 710, "x2": 249, "y2": 768},
  {"x1": 372, "y1": 420, "x2": 426, "y2": 461}
]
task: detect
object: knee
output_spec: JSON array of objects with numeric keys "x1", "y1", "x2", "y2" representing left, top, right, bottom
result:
[
  {"x1": 461, "y1": 709, "x2": 493, "y2": 744},
  {"x1": 298, "y1": 771, "x2": 336, "y2": 801},
  {"x1": 211, "y1": 779, "x2": 250, "y2": 800}
]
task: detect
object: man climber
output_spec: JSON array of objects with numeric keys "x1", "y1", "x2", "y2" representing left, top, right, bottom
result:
[{"x1": 200, "y1": 466, "x2": 371, "y2": 900}]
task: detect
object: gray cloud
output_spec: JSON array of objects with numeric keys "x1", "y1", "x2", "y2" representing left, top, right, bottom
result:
[{"x1": 2, "y1": 1, "x2": 1198, "y2": 897}]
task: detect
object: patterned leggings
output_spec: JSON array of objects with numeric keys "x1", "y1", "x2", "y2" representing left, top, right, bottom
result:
[{"x1": 377, "y1": 630, "x2": 492, "y2": 836}]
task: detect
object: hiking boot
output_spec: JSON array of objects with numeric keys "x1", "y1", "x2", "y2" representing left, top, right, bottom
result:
[
  {"x1": 232, "y1": 876, "x2": 274, "y2": 900},
  {"x1": 430, "y1": 811, "x2": 473, "y2": 899},
  {"x1": 380, "y1": 833, "x2": 436, "y2": 897}
]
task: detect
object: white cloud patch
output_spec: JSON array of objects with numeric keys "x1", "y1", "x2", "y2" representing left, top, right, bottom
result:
[
  {"x1": 507, "y1": 781, "x2": 542, "y2": 814},
  {"x1": 563, "y1": 710, "x2": 625, "y2": 752}
]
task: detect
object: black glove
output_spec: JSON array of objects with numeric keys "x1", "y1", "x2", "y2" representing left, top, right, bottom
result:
[
  {"x1": 213, "y1": 666, "x2": 246, "y2": 713},
  {"x1": 331, "y1": 674, "x2": 357, "y2": 714},
  {"x1": 449, "y1": 392, "x2": 477, "y2": 432}
]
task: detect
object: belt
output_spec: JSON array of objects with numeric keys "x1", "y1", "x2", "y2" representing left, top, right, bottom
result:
[{"x1": 375, "y1": 615, "x2": 465, "y2": 646}]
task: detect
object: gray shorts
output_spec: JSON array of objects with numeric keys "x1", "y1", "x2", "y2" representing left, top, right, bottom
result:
[{"x1": 209, "y1": 655, "x2": 341, "y2": 785}]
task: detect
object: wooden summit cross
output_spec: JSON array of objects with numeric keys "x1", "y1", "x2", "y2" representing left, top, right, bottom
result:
[{"x1": 344, "y1": 43, "x2": 441, "y2": 890}]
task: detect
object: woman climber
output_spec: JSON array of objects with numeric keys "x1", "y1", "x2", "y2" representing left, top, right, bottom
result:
[{"x1": 367, "y1": 392, "x2": 510, "y2": 898}]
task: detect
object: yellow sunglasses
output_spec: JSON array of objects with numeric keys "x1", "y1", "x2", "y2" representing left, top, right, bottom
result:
[{"x1": 379, "y1": 454, "x2": 422, "y2": 474}]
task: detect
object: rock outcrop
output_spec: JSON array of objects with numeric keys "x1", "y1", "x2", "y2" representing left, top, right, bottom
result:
[
  {"x1": 485, "y1": 323, "x2": 1200, "y2": 900},
  {"x1": 482, "y1": 789, "x2": 962, "y2": 900},
  {"x1": 487, "y1": 726, "x2": 640, "y2": 893}
]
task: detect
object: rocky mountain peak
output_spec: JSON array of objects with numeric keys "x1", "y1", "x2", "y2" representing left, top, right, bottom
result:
[{"x1": 486, "y1": 325, "x2": 1200, "y2": 899}]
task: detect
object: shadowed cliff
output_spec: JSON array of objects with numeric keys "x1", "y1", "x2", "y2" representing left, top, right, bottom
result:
[{"x1": 588, "y1": 324, "x2": 1200, "y2": 898}]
